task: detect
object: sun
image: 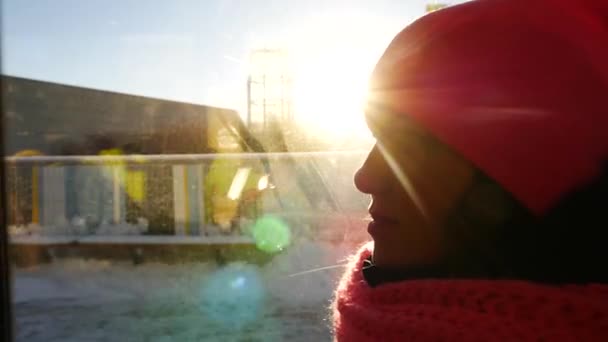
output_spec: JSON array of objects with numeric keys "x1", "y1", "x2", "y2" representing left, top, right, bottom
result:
[
  {"x1": 292, "y1": 55, "x2": 369, "y2": 137},
  {"x1": 285, "y1": 12, "x2": 396, "y2": 139}
]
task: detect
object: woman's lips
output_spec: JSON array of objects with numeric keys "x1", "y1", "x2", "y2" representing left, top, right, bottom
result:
[{"x1": 367, "y1": 213, "x2": 398, "y2": 236}]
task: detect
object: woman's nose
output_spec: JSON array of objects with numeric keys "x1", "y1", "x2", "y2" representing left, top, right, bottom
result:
[{"x1": 354, "y1": 145, "x2": 390, "y2": 195}]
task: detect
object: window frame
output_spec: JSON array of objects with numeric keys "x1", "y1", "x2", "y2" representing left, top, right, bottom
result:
[{"x1": 1, "y1": 75, "x2": 15, "y2": 342}]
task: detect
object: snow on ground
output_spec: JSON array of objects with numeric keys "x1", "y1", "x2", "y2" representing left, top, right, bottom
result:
[{"x1": 11, "y1": 239, "x2": 364, "y2": 341}]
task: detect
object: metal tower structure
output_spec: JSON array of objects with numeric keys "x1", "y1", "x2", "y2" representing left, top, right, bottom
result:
[
  {"x1": 426, "y1": 2, "x2": 449, "y2": 12},
  {"x1": 246, "y1": 49, "x2": 294, "y2": 131}
]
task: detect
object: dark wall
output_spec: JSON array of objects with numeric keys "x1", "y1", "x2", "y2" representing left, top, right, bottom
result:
[{"x1": 2, "y1": 76, "x2": 238, "y2": 156}]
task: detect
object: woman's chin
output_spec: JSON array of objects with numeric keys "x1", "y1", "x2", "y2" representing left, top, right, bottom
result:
[
  {"x1": 372, "y1": 238, "x2": 442, "y2": 270},
  {"x1": 371, "y1": 244, "x2": 399, "y2": 269}
]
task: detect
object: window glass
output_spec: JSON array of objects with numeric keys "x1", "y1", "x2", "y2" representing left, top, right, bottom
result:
[{"x1": 2, "y1": 1, "x2": 463, "y2": 340}]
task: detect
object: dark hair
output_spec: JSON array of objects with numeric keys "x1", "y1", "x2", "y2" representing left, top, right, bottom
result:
[{"x1": 443, "y1": 164, "x2": 608, "y2": 284}]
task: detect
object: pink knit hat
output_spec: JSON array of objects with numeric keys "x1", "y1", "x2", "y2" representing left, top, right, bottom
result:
[{"x1": 368, "y1": 0, "x2": 608, "y2": 215}]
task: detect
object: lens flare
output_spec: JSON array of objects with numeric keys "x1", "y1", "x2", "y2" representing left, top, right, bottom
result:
[
  {"x1": 251, "y1": 215, "x2": 291, "y2": 253},
  {"x1": 199, "y1": 264, "x2": 265, "y2": 329},
  {"x1": 257, "y1": 175, "x2": 269, "y2": 190}
]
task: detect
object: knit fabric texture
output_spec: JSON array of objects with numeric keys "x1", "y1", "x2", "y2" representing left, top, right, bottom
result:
[
  {"x1": 333, "y1": 243, "x2": 608, "y2": 341},
  {"x1": 368, "y1": 0, "x2": 608, "y2": 215}
]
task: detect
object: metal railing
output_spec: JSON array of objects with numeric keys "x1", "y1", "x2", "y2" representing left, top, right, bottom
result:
[{"x1": 5, "y1": 152, "x2": 369, "y2": 244}]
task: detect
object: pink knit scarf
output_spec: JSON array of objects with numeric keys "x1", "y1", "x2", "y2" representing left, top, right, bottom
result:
[{"x1": 333, "y1": 243, "x2": 608, "y2": 341}]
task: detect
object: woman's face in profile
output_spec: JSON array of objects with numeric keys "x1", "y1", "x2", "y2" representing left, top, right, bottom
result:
[{"x1": 354, "y1": 110, "x2": 475, "y2": 270}]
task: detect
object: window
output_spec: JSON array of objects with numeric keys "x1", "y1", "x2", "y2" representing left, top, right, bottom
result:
[{"x1": 1, "y1": 1, "x2": 464, "y2": 340}]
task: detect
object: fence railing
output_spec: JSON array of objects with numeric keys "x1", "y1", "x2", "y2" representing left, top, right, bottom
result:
[{"x1": 5, "y1": 152, "x2": 369, "y2": 243}]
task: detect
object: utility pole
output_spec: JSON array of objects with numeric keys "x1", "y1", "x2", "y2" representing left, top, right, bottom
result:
[{"x1": 246, "y1": 49, "x2": 293, "y2": 134}]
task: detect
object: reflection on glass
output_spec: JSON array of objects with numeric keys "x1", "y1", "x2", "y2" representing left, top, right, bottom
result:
[
  {"x1": 251, "y1": 215, "x2": 292, "y2": 254},
  {"x1": 199, "y1": 264, "x2": 265, "y2": 329}
]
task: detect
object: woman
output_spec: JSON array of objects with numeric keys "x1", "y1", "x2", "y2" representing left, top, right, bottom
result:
[{"x1": 333, "y1": 0, "x2": 608, "y2": 340}]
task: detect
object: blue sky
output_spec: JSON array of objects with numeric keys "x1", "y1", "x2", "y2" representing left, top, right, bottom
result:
[{"x1": 2, "y1": 0, "x2": 455, "y2": 123}]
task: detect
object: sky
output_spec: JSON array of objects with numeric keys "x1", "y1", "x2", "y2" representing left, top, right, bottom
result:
[{"x1": 1, "y1": 0, "x2": 462, "y2": 135}]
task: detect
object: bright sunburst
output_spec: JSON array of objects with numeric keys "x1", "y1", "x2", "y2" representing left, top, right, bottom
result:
[{"x1": 285, "y1": 12, "x2": 397, "y2": 139}]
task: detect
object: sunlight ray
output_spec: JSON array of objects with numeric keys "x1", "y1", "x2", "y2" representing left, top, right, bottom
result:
[{"x1": 376, "y1": 141, "x2": 429, "y2": 220}]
